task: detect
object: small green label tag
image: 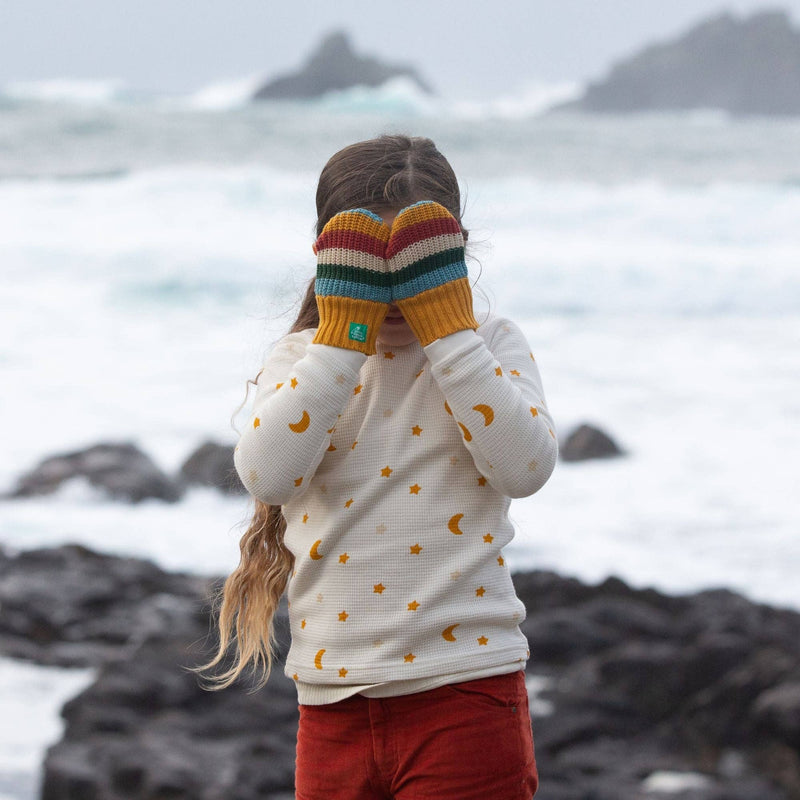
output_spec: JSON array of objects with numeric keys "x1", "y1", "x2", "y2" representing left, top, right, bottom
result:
[{"x1": 348, "y1": 322, "x2": 368, "y2": 342}]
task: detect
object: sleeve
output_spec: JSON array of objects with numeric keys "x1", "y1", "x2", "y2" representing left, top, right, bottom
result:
[
  {"x1": 233, "y1": 331, "x2": 366, "y2": 505},
  {"x1": 423, "y1": 319, "x2": 558, "y2": 498}
]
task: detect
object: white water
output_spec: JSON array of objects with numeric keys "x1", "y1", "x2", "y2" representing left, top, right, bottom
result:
[{"x1": 1, "y1": 88, "x2": 799, "y2": 799}]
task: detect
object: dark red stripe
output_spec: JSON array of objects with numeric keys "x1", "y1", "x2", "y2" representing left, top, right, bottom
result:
[
  {"x1": 315, "y1": 229, "x2": 387, "y2": 258},
  {"x1": 386, "y1": 217, "x2": 461, "y2": 259}
]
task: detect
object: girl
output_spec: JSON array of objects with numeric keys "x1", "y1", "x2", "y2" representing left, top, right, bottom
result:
[{"x1": 211, "y1": 134, "x2": 557, "y2": 799}]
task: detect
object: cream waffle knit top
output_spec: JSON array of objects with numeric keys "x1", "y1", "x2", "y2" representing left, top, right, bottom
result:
[{"x1": 234, "y1": 317, "x2": 557, "y2": 704}]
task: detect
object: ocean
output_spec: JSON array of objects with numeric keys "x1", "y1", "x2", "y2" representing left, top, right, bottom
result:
[{"x1": 1, "y1": 77, "x2": 799, "y2": 799}]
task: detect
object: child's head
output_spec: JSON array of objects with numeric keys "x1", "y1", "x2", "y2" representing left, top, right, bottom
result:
[{"x1": 315, "y1": 135, "x2": 465, "y2": 237}]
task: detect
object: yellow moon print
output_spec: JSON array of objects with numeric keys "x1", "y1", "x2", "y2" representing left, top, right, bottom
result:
[
  {"x1": 289, "y1": 410, "x2": 311, "y2": 433},
  {"x1": 458, "y1": 422, "x2": 472, "y2": 442},
  {"x1": 448, "y1": 513, "x2": 465, "y2": 535},
  {"x1": 314, "y1": 649, "x2": 326, "y2": 670},
  {"x1": 442, "y1": 624, "x2": 459, "y2": 642},
  {"x1": 472, "y1": 404, "x2": 495, "y2": 427},
  {"x1": 309, "y1": 540, "x2": 324, "y2": 560}
]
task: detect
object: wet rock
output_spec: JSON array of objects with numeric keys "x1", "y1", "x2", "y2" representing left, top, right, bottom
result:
[
  {"x1": 754, "y1": 682, "x2": 800, "y2": 747},
  {"x1": 179, "y1": 440, "x2": 245, "y2": 495},
  {"x1": 253, "y1": 31, "x2": 433, "y2": 101},
  {"x1": 7, "y1": 442, "x2": 183, "y2": 503},
  {"x1": 0, "y1": 544, "x2": 208, "y2": 667},
  {"x1": 560, "y1": 423, "x2": 624, "y2": 462}
]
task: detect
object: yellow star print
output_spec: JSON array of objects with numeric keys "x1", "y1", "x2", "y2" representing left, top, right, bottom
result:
[
  {"x1": 404, "y1": 653, "x2": 415, "y2": 663},
  {"x1": 338, "y1": 553, "x2": 349, "y2": 564},
  {"x1": 477, "y1": 636, "x2": 489, "y2": 646},
  {"x1": 353, "y1": 384, "x2": 363, "y2": 395},
  {"x1": 381, "y1": 466, "x2": 393, "y2": 477},
  {"x1": 344, "y1": 498, "x2": 354, "y2": 508},
  {"x1": 411, "y1": 425, "x2": 423, "y2": 436},
  {"x1": 339, "y1": 668, "x2": 348, "y2": 678},
  {"x1": 483, "y1": 533, "x2": 494, "y2": 543},
  {"x1": 476, "y1": 587, "x2": 486, "y2": 597},
  {"x1": 338, "y1": 611, "x2": 348, "y2": 621},
  {"x1": 290, "y1": 377, "x2": 298, "y2": 389},
  {"x1": 407, "y1": 601, "x2": 420, "y2": 611},
  {"x1": 373, "y1": 583, "x2": 386, "y2": 594},
  {"x1": 477, "y1": 476, "x2": 487, "y2": 486},
  {"x1": 409, "y1": 484, "x2": 421, "y2": 495},
  {"x1": 409, "y1": 544, "x2": 422, "y2": 555}
]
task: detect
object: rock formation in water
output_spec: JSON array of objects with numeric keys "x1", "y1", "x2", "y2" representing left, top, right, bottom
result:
[
  {"x1": 6, "y1": 442, "x2": 184, "y2": 503},
  {"x1": 252, "y1": 31, "x2": 433, "y2": 100},
  {"x1": 559, "y1": 10, "x2": 800, "y2": 116}
]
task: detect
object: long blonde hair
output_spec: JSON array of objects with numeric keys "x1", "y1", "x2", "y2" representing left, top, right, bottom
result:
[{"x1": 203, "y1": 134, "x2": 465, "y2": 688}]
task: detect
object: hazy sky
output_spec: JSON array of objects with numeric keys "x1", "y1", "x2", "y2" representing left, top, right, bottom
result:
[{"x1": 2, "y1": 0, "x2": 800, "y2": 97}]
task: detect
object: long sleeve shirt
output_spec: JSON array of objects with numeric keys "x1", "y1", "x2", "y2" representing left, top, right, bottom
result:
[{"x1": 234, "y1": 316, "x2": 557, "y2": 704}]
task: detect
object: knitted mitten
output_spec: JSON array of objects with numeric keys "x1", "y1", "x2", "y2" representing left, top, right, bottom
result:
[
  {"x1": 312, "y1": 208, "x2": 392, "y2": 355},
  {"x1": 386, "y1": 201, "x2": 478, "y2": 346}
]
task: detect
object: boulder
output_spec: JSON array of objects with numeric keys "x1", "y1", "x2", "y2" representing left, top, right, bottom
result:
[
  {"x1": 560, "y1": 423, "x2": 624, "y2": 462},
  {"x1": 0, "y1": 544, "x2": 208, "y2": 667},
  {"x1": 558, "y1": 10, "x2": 800, "y2": 116},
  {"x1": 253, "y1": 30, "x2": 433, "y2": 101},
  {"x1": 7, "y1": 442, "x2": 183, "y2": 503},
  {"x1": 179, "y1": 440, "x2": 246, "y2": 495}
]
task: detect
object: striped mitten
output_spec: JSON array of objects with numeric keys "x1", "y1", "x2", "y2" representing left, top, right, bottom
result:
[
  {"x1": 312, "y1": 208, "x2": 392, "y2": 355},
  {"x1": 386, "y1": 201, "x2": 478, "y2": 346}
]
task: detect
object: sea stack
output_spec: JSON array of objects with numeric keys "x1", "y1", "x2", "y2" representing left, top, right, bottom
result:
[
  {"x1": 558, "y1": 10, "x2": 800, "y2": 116},
  {"x1": 253, "y1": 31, "x2": 433, "y2": 101}
]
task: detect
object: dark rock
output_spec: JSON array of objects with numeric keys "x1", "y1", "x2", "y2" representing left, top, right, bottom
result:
[
  {"x1": 7, "y1": 442, "x2": 183, "y2": 503},
  {"x1": 179, "y1": 440, "x2": 246, "y2": 495},
  {"x1": 560, "y1": 424, "x2": 624, "y2": 462},
  {"x1": 253, "y1": 31, "x2": 433, "y2": 101},
  {"x1": 754, "y1": 682, "x2": 800, "y2": 747},
  {"x1": 2, "y1": 544, "x2": 795, "y2": 799},
  {"x1": 0, "y1": 544, "x2": 208, "y2": 667},
  {"x1": 558, "y1": 10, "x2": 800, "y2": 117}
]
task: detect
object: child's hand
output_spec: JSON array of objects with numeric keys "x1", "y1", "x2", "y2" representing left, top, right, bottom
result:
[
  {"x1": 312, "y1": 208, "x2": 392, "y2": 355},
  {"x1": 386, "y1": 201, "x2": 478, "y2": 346}
]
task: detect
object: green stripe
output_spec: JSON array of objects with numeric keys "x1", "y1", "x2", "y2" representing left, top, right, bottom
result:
[
  {"x1": 317, "y1": 263, "x2": 393, "y2": 289},
  {"x1": 390, "y1": 248, "x2": 466, "y2": 284}
]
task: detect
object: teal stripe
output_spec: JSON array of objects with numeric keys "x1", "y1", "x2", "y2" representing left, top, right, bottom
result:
[
  {"x1": 392, "y1": 262, "x2": 468, "y2": 301},
  {"x1": 315, "y1": 277, "x2": 392, "y2": 304},
  {"x1": 391, "y1": 248, "x2": 467, "y2": 299}
]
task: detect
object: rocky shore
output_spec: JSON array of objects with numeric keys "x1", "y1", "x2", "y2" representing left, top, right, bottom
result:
[{"x1": 1, "y1": 545, "x2": 798, "y2": 800}]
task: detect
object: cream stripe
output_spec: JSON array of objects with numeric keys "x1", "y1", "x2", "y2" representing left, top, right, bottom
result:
[
  {"x1": 317, "y1": 249, "x2": 386, "y2": 274},
  {"x1": 387, "y1": 233, "x2": 464, "y2": 274}
]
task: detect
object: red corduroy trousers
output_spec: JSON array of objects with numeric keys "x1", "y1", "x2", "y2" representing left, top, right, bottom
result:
[{"x1": 295, "y1": 670, "x2": 538, "y2": 800}]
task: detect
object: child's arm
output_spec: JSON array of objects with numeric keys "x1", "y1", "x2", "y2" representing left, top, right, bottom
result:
[
  {"x1": 425, "y1": 322, "x2": 558, "y2": 497},
  {"x1": 235, "y1": 208, "x2": 390, "y2": 505},
  {"x1": 385, "y1": 201, "x2": 556, "y2": 497},
  {"x1": 234, "y1": 336, "x2": 366, "y2": 506}
]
